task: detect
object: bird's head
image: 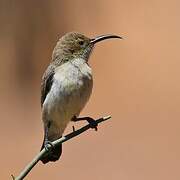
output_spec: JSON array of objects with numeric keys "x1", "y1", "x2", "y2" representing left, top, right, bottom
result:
[{"x1": 52, "y1": 32, "x2": 122, "y2": 63}]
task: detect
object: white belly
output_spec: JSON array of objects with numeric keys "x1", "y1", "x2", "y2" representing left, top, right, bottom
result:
[{"x1": 42, "y1": 59, "x2": 93, "y2": 140}]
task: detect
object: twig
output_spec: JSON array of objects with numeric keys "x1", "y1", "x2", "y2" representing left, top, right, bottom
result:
[{"x1": 12, "y1": 115, "x2": 111, "y2": 180}]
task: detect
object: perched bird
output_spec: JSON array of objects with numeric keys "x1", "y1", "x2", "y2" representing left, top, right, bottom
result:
[{"x1": 40, "y1": 32, "x2": 122, "y2": 164}]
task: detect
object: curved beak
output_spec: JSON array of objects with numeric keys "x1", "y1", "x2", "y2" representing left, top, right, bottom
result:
[{"x1": 90, "y1": 34, "x2": 122, "y2": 44}]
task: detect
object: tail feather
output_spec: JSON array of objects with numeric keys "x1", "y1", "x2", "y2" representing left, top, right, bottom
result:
[{"x1": 40, "y1": 138, "x2": 62, "y2": 164}]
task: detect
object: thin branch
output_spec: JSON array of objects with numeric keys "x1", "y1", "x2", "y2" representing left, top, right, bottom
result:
[{"x1": 12, "y1": 115, "x2": 111, "y2": 180}]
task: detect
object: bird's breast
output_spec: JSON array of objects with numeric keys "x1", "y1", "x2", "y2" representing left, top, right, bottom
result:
[{"x1": 43, "y1": 59, "x2": 93, "y2": 134}]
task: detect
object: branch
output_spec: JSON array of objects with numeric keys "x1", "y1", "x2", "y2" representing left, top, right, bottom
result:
[{"x1": 12, "y1": 115, "x2": 111, "y2": 180}]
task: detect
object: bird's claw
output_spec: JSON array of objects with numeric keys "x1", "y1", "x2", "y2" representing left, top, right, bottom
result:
[
  {"x1": 72, "y1": 125, "x2": 76, "y2": 132},
  {"x1": 44, "y1": 141, "x2": 54, "y2": 152},
  {"x1": 87, "y1": 118, "x2": 98, "y2": 131}
]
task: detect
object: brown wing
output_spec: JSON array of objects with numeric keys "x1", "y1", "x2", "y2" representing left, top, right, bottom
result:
[{"x1": 41, "y1": 65, "x2": 55, "y2": 107}]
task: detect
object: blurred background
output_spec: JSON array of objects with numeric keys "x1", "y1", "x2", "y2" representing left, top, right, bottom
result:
[{"x1": 1, "y1": 0, "x2": 180, "y2": 179}]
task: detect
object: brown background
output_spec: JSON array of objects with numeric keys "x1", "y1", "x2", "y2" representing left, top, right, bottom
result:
[{"x1": 0, "y1": 0, "x2": 180, "y2": 179}]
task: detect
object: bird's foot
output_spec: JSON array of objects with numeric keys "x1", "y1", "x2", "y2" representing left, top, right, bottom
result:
[
  {"x1": 44, "y1": 141, "x2": 54, "y2": 152},
  {"x1": 72, "y1": 116, "x2": 98, "y2": 131},
  {"x1": 86, "y1": 117, "x2": 98, "y2": 131}
]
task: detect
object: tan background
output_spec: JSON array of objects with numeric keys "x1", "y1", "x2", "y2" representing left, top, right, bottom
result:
[{"x1": 0, "y1": 0, "x2": 180, "y2": 179}]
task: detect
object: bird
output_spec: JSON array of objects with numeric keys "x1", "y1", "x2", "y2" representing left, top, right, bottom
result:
[{"x1": 40, "y1": 32, "x2": 122, "y2": 164}]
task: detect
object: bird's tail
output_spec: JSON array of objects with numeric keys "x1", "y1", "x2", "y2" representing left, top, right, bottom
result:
[{"x1": 40, "y1": 137, "x2": 62, "y2": 164}]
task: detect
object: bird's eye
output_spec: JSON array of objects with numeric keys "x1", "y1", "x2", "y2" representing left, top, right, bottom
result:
[{"x1": 78, "y1": 41, "x2": 84, "y2": 45}]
